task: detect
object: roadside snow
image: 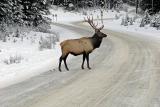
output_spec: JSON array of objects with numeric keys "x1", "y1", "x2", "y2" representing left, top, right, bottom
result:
[
  {"x1": 102, "y1": 17, "x2": 160, "y2": 38},
  {"x1": 48, "y1": 7, "x2": 117, "y2": 24},
  {"x1": 78, "y1": 8, "x2": 160, "y2": 38},
  {"x1": 0, "y1": 24, "x2": 81, "y2": 89}
]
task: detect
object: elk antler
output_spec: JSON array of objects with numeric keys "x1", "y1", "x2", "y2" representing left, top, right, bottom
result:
[{"x1": 84, "y1": 16, "x2": 104, "y2": 31}]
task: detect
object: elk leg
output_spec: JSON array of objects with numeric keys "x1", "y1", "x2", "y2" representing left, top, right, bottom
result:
[
  {"x1": 59, "y1": 56, "x2": 63, "y2": 72},
  {"x1": 81, "y1": 53, "x2": 86, "y2": 69},
  {"x1": 86, "y1": 54, "x2": 91, "y2": 69},
  {"x1": 64, "y1": 54, "x2": 69, "y2": 71}
]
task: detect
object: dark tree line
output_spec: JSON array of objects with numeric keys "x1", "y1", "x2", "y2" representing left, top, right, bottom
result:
[
  {"x1": 52, "y1": 0, "x2": 123, "y2": 9},
  {"x1": 0, "y1": 0, "x2": 159, "y2": 27},
  {"x1": 121, "y1": 0, "x2": 160, "y2": 14},
  {"x1": 140, "y1": 0, "x2": 160, "y2": 14},
  {"x1": 123, "y1": 0, "x2": 136, "y2": 6},
  {"x1": 0, "y1": 0, "x2": 51, "y2": 26}
]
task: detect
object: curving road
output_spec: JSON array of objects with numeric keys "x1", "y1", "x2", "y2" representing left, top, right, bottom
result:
[{"x1": 1, "y1": 22, "x2": 160, "y2": 107}]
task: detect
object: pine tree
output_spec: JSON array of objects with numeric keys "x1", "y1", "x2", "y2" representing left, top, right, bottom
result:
[
  {"x1": 140, "y1": 10, "x2": 151, "y2": 27},
  {"x1": 0, "y1": 0, "x2": 12, "y2": 23},
  {"x1": 140, "y1": 0, "x2": 160, "y2": 14},
  {"x1": 19, "y1": 0, "x2": 50, "y2": 26},
  {"x1": 0, "y1": 0, "x2": 50, "y2": 27},
  {"x1": 10, "y1": 0, "x2": 24, "y2": 25}
]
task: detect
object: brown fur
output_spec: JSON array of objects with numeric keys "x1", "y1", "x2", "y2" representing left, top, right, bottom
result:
[{"x1": 60, "y1": 37, "x2": 94, "y2": 57}]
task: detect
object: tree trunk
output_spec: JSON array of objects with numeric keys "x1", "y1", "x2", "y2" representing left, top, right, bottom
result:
[{"x1": 136, "y1": 0, "x2": 139, "y2": 14}]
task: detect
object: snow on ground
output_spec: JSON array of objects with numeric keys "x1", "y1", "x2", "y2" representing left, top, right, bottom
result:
[
  {"x1": 102, "y1": 15, "x2": 160, "y2": 38},
  {"x1": 48, "y1": 6, "x2": 117, "y2": 24},
  {"x1": 0, "y1": 24, "x2": 81, "y2": 89},
  {"x1": 49, "y1": 6, "x2": 160, "y2": 38},
  {"x1": 1, "y1": 5, "x2": 160, "y2": 89},
  {"x1": 0, "y1": 6, "x2": 89, "y2": 89},
  {"x1": 75, "y1": 6, "x2": 160, "y2": 38}
]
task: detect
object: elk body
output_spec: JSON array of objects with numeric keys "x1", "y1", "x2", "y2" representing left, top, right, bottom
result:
[{"x1": 59, "y1": 17, "x2": 107, "y2": 71}]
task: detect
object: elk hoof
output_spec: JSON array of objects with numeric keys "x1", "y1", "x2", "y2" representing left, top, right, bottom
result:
[
  {"x1": 59, "y1": 69, "x2": 62, "y2": 72},
  {"x1": 88, "y1": 67, "x2": 91, "y2": 70}
]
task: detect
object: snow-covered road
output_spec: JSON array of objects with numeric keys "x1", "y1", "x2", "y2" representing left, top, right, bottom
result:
[{"x1": 1, "y1": 22, "x2": 160, "y2": 107}]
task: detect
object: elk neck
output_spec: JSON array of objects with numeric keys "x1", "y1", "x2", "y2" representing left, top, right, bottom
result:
[{"x1": 90, "y1": 33, "x2": 103, "y2": 49}]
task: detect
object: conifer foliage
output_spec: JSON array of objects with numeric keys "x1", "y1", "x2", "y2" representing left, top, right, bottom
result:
[
  {"x1": 0, "y1": 0, "x2": 50, "y2": 26},
  {"x1": 140, "y1": 0, "x2": 160, "y2": 14}
]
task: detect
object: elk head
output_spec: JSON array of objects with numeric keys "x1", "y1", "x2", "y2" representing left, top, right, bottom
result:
[{"x1": 84, "y1": 16, "x2": 107, "y2": 38}]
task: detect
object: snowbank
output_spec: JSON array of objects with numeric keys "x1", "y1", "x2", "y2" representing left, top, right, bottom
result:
[
  {"x1": 79, "y1": 8, "x2": 160, "y2": 38},
  {"x1": 48, "y1": 7, "x2": 117, "y2": 24},
  {"x1": 102, "y1": 16, "x2": 160, "y2": 38},
  {"x1": 0, "y1": 24, "x2": 81, "y2": 89}
]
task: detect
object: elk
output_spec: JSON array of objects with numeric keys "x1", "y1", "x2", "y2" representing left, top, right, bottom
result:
[{"x1": 59, "y1": 17, "x2": 107, "y2": 72}]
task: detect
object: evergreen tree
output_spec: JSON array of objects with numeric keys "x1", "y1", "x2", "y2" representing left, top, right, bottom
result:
[
  {"x1": 140, "y1": 0, "x2": 160, "y2": 14},
  {"x1": 19, "y1": 0, "x2": 50, "y2": 26},
  {"x1": 0, "y1": 0, "x2": 12, "y2": 23},
  {"x1": 0, "y1": 0, "x2": 50, "y2": 26},
  {"x1": 10, "y1": 0, "x2": 24, "y2": 25}
]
